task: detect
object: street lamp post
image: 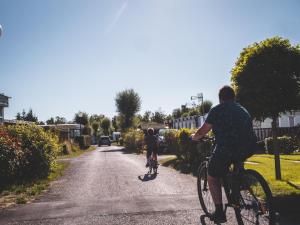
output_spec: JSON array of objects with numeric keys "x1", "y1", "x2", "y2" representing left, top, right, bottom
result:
[
  {"x1": 191, "y1": 93, "x2": 203, "y2": 127},
  {"x1": 78, "y1": 112, "x2": 83, "y2": 136}
]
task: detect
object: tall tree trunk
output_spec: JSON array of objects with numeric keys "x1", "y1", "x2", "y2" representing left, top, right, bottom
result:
[{"x1": 272, "y1": 116, "x2": 281, "y2": 180}]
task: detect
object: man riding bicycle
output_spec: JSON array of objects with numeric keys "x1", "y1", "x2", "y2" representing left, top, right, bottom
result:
[
  {"x1": 144, "y1": 127, "x2": 158, "y2": 168},
  {"x1": 192, "y1": 86, "x2": 257, "y2": 223}
]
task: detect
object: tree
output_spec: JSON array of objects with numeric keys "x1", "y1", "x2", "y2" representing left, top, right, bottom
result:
[
  {"x1": 89, "y1": 114, "x2": 104, "y2": 125},
  {"x1": 198, "y1": 100, "x2": 213, "y2": 115},
  {"x1": 231, "y1": 37, "x2": 300, "y2": 180},
  {"x1": 115, "y1": 89, "x2": 141, "y2": 130},
  {"x1": 172, "y1": 108, "x2": 181, "y2": 119},
  {"x1": 101, "y1": 117, "x2": 111, "y2": 135},
  {"x1": 112, "y1": 116, "x2": 119, "y2": 131},
  {"x1": 92, "y1": 122, "x2": 100, "y2": 136},
  {"x1": 54, "y1": 116, "x2": 66, "y2": 124},
  {"x1": 46, "y1": 117, "x2": 55, "y2": 125},
  {"x1": 142, "y1": 111, "x2": 152, "y2": 122},
  {"x1": 188, "y1": 108, "x2": 199, "y2": 116},
  {"x1": 16, "y1": 108, "x2": 38, "y2": 122},
  {"x1": 74, "y1": 112, "x2": 89, "y2": 125},
  {"x1": 151, "y1": 111, "x2": 166, "y2": 124}
]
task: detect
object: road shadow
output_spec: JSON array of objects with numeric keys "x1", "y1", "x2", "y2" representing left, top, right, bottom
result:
[
  {"x1": 99, "y1": 148, "x2": 131, "y2": 154},
  {"x1": 199, "y1": 214, "x2": 219, "y2": 225},
  {"x1": 138, "y1": 173, "x2": 157, "y2": 182}
]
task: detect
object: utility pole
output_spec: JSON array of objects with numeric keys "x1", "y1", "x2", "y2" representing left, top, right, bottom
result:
[{"x1": 191, "y1": 93, "x2": 203, "y2": 114}]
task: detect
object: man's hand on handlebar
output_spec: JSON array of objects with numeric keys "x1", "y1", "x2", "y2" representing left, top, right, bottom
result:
[{"x1": 191, "y1": 133, "x2": 201, "y2": 141}]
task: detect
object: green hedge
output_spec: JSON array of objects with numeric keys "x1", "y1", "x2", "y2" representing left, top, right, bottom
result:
[
  {"x1": 123, "y1": 129, "x2": 144, "y2": 153},
  {"x1": 75, "y1": 135, "x2": 91, "y2": 149},
  {"x1": 265, "y1": 135, "x2": 296, "y2": 154},
  {"x1": 0, "y1": 124, "x2": 60, "y2": 187},
  {"x1": 163, "y1": 128, "x2": 213, "y2": 171}
]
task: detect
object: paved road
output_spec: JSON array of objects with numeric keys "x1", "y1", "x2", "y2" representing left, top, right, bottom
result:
[{"x1": 0, "y1": 146, "x2": 293, "y2": 225}]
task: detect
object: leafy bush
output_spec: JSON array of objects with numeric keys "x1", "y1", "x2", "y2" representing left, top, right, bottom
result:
[
  {"x1": 265, "y1": 135, "x2": 296, "y2": 154},
  {"x1": 82, "y1": 125, "x2": 92, "y2": 135},
  {"x1": 5, "y1": 124, "x2": 60, "y2": 182},
  {"x1": 165, "y1": 128, "x2": 213, "y2": 172},
  {"x1": 123, "y1": 129, "x2": 144, "y2": 153},
  {"x1": 163, "y1": 129, "x2": 179, "y2": 154},
  {"x1": 0, "y1": 129, "x2": 22, "y2": 187},
  {"x1": 75, "y1": 135, "x2": 91, "y2": 149}
]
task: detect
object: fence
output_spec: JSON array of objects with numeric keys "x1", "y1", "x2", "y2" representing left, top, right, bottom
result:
[{"x1": 254, "y1": 126, "x2": 300, "y2": 141}]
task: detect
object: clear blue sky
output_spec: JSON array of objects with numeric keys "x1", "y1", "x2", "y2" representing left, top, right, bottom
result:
[{"x1": 1, "y1": 0, "x2": 300, "y2": 122}]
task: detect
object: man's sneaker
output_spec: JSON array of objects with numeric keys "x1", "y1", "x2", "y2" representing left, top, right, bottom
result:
[{"x1": 210, "y1": 210, "x2": 227, "y2": 223}]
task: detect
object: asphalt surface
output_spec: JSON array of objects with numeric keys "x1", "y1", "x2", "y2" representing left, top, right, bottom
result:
[{"x1": 0, "y1": 146, "x2": 295, "y2": 225}]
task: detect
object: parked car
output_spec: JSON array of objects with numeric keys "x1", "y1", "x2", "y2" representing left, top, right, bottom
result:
[
  {"x1": 98, "y1": 136, "x2": 111, "y2": 146},
  {"x1": 157, "y1": 128, "x2": 168, "y2": 153}
]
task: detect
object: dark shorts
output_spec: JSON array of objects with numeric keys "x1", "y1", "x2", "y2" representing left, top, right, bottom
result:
[
  {"x1": 147, "y1": 148, "x2": 157, "y2": 158},
  {"x1": 207, "y1": 152, "x2": 232, "y2": 178}
]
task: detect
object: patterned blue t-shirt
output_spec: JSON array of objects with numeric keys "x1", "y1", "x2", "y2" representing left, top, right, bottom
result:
[{"x1": 205, "y1": 101, "x2": 256, "y2": 160}]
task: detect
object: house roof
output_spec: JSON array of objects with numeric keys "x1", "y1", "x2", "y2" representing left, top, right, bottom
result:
[
  {"x1": 0, "y1": 93, "x2": 10, "y2": 107},
  {"x1": 138, "y1": 122, "x2": 166, "y2": 130}
]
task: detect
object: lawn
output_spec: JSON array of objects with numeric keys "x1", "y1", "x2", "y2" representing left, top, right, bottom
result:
[{"x1": 245, "y1": 154, "x2": 300, "y2": 196}]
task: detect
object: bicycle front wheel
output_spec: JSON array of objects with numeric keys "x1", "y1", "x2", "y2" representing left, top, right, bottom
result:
[
  {"x1": 238, "y1": 169, "x2": 275, "y2": 225},
  {"x1": 197, "y1": 163, "x2": 215, "y2": 216}
]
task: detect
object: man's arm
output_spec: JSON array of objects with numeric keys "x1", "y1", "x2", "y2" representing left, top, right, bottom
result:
[{"x1": 192, "y1": 122, "x2": 212, "y2": 141}]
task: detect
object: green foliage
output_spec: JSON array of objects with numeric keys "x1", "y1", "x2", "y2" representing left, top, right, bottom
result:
[
  {"x1": 82, "y1": 125, "x2": 92, "y2": 135},
  {"x1": 46, "y1": 116, "x2": 66, "y2": 125},
  {"x1": 231, "y1": 37, "x2": 300, "y2": 121},
  {"x1": 16, "y1": 108, "x2": 38, "y2": 122},
  {"x1": 163, "y1": 129, "x2": 179, "y2": 154},
  {"x1": 74, "y1": 112, "x2": 89, "y2": 125},
  {"x1": 75, "y1": 135, "x2": 91, "y2": 149},
  {"x1": 142, "y1": 111, "x2": 152, "y2": 122},
  {"x1": 265, "y1": 136, "x2": 296, "y2": 154},
  {"x1": 123, "y1": 129, "x2": 144, "y2": 153},
  {"x1": 89, "y1": 114, "x2": 104, "y2": 125},
  {"x1": 188, "y1": 108, "x2": 199, "y2": 116},
  {"x1": 198, "y1": 100, "x2": 213, "y2": 115},
  {"x1": 1, "y1": 124, "x2": 60, "y2": 186},
  {"x1": 162, "y1": 128, "x2": 213, "y2": 172},
  {"x1": 101, "y1": 117, "x2": 111, "y2": 135},
  {"x1": 172, "y1": 108, "x2": 182, "y2": 119},
  {"x1": 92, "y1": 122, "x2": 100, "y2": 136},
  {"x1": 112, "y1": 116, "x2": 119, "y2": 131},
  {"x1": 151, "y1": 111, "x2": 166, "y2": 124},
  {"x1": 115, "y1": 89, "x2": 141, "y2": 130},
  {"x1": 0, "y1": 129, "x2": 22, "y2": 186}
]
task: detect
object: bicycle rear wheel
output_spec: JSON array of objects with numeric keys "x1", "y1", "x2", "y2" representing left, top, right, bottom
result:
[
  {"x1": 197, "y1": 163, "x2": 215, "y2": 215},
  {"x1": 238, "y1": 169, "x2": 275, "y2": 225}
]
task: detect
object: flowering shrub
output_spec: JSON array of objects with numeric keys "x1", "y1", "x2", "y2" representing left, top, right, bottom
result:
[
  {"x1": 123, "y1": 129, "x2": 144, "y2": 153},
  {"x1": 0, "y1": 124, "x2": 60, "y2": 185},
  {"x1": 0, "y1": 129, "x2": 22, "y2": 187}
]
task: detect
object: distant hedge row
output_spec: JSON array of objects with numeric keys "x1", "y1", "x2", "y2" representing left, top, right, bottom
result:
[{"x1": 0, "y1": 124, "x2": 61, "y2": 188}]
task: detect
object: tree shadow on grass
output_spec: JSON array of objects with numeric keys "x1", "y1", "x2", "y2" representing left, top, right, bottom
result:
[{"x1": 160, "y1": 158, "x2": 198, "y2": 175}]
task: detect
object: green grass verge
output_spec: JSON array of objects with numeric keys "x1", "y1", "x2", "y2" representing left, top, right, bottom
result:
[
  {"x1": 58, "y1": 145, "x2": 96, "y2": 159},
  {"x1": 0, "y1": 162, "x2": 69, "y2": 209},
  {"x1": 160, "y1": 154, "x2": 300, "y2": 197},
  {"x1": 245, "y1": 154, "x2": 300, "y2": 196}
]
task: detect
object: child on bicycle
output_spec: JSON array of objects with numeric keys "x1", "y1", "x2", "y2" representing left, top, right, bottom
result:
[
  {"x1": 192, "y1": 86, "x2": 257, "y2": 223},
  {"x1": 143, "y1": 127, "x2": 158, "y2": 168}
]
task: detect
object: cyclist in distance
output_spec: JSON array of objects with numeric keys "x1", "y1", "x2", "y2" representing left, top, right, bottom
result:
[
  {"x1": 191, "y1": 85, "x2": 257, "y2": 223},
  {"x1": 144, "y1": 127, "x2": 158, "y2": 167}
]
